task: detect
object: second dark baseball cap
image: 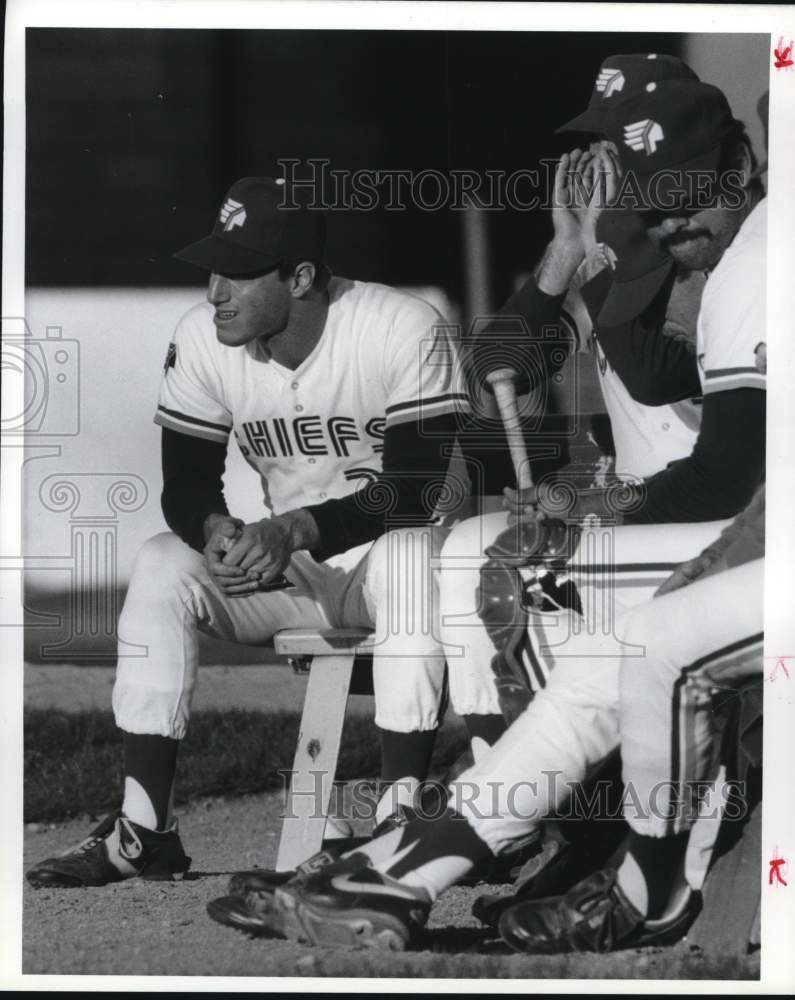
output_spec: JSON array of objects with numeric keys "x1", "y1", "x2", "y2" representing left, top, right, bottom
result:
[
  {"x1": 603, "y1": 80, "x2": 735, "y2": 206},
  {"x1": 556, "y1": 53, "x2": 699, "y2": 134},
  {"x1": 175, "y1": 176, "x2": 326, "y2": 275},
  {"x1": 595, "y1": 207, "x2": 674, "y2": 327}
]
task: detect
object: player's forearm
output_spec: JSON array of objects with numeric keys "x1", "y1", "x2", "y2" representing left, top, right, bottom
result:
[
  {"x1": 273, "y1": 507, "x2": 321, "y2": 553},
  {"x1": 468, "y1": 268, "x2": 573, "y2": 396},
  {"x1": 162, "y1": 485, "x2": 229, "y2": 552},
  {"x1": 302, "y1": 414, "x2": 457, "y2": 561},
  {"x1": 161, "y1": 427, "x2": 229, "y2": 552},
  {"x1": 534, "y1": 237, "x2": 586, "y2": 296},
  {"x1": 304, "y1": 478, "x2": 437, "y2": 560},
  {"x1": 580, "y1": 268, "x2": 702, "y2": 404},
  {"x1": 625, "y1": 390, "x2": 765, "y2": 524}
]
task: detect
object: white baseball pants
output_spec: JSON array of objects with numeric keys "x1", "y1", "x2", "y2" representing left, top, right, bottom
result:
[
  {"x1": 438, "y1": 510, "x2": 728, "y2": 716},
  {"x1": 618, "y1": 557, "x2": 763, "y2": 838},
  {"x1": 113, "y1": 527, "x2": 448, "y2": 739},
  {"x1": 439, "y1": 515, "x2": 732, "y2": 862}
]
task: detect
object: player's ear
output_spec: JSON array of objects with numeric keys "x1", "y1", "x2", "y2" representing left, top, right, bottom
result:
[{"x1": 290, "y1": 261, "x2": 316, "y2": 297}]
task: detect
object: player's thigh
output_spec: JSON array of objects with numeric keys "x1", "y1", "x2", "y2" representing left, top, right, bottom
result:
[
  {"x1": 619, "y1": 557, "x2": 764, "y2": 701},
  {"x1": 197, "y1": 568, "x2": 333, "y2": 646},
  {"x1": 571, "y1": 518, "x2": 730, "y2": 621}
]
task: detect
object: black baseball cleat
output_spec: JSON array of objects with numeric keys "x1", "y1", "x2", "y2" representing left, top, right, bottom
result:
[
  {"x1": 25, "y1": 811, "x2": 191, "y2": 888},
  {"x1": 209, "y1": 853, "x2": 372, "y2": 940},
  {"x1": 226, "y1": 846, "x2": 345, "y2": 898},
  {"x1": 473, "y1": 814, "x2": 630, "y2": 928},
  {"x1": 227, "y1": 805, "x2": 419, "y2": 897},
  {"x1": 498, "y1": 868, "x2": 701, "y2": 954},
  {"x1": 272, "y1": 853, "x2": 431, "y2": 950},
  {"x1": 209, "y1": 853, "x2": 431, "y2": 950},
  {"x1": 207, "y1": 892, "x2": 290, "y2": 939}
]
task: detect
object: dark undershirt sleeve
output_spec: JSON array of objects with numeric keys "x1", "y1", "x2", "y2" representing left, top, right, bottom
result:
[
  {"x1": 625, "y1": 388, "x2": 766, "y2": 523},
  {"x1": 160, "y1": 427, "x2": 229, "y2": 552},
  {"x1": 467, "y1": 277, "x2": 572, "y2": 395},
  {"x1": 580, "y1": 268, "x2": 703, "y2": 404},
  {"x1": 303, "y1": 413, "x2": 457, "y2": 562}
]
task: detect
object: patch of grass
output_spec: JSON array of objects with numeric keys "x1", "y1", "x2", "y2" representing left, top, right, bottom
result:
[{"x1": 24, "y1": 708, "x2": 469, "y2": 823}]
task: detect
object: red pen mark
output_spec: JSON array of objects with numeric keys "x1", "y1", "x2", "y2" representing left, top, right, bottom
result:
[
  {"x1": 765, "y1": 655, "x2": 793, "y2": 681},
  {"x1": 774, "y1": 37, "x2": 794, "y2": 69},
  {"x1": 769, "y1": 847, "x2": 788, "y2": 887}
]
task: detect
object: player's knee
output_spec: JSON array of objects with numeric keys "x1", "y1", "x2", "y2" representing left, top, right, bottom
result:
[
  {"x1": 128, "y1": 532, "x2": 200, "y2": 594},
  {"x1": 133, "y1": 532, "x2": 193, "y2": 574},
  {"x1": 617, "y1": 603, "x2": 669, "y2": 699},
  {"x1": 440, "y1": 515, "x2": 486, "y2": 562}
]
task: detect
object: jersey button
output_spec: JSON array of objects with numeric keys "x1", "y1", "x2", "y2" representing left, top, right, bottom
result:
[
  {"x1": 320, "y1": 492, "x2": 327, "y2": 499},
  {"x1": 308, "y1": 458, "x2": 317, "y2": 464},
  {"x1": 295, "y1": 404, "x2": 304, "y2": 412},
  {"x1": 291, "y1": 381, "x2": 299, "y2": 390},
  {"x1": 661, "y1": 422, "x2": 670, "y2": 431}
]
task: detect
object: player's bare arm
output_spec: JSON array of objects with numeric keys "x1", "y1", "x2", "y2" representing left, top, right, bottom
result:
[{"x1": 535, "y1": 145, "x2": 619, "y2": 295}]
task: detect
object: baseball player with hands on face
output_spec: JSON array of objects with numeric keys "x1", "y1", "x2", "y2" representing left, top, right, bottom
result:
[
  {"x1": 208, "y1": 58, "x2": 768, "y2": 954},
  {"x1": 442, "y1": 55, "x2": 766, "y2": 752},
  {"x1": 26, "y1": 176, "x2": 469, "y2": 889}
]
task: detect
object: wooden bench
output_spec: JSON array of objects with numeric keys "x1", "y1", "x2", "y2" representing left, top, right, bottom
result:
[{"x1": 272, "y1": 627, "x2": 375, "y2": 871}]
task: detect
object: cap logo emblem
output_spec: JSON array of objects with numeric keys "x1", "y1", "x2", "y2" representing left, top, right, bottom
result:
[
  {"x1": 596, "y1": 68, "x2": 625, "y2": 98},
  {"x1": 623, "y1": 119, "x2": 664, "y2": 155},
  {"x1": 219, "y1": 198, "x2": 247, "y2": 232}
]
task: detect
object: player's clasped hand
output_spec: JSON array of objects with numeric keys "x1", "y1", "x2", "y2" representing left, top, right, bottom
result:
[{"x1": 203, "y1": 514, "x2": 292, "y2": 596}]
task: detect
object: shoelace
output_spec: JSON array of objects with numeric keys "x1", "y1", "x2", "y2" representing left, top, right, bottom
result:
[{"x1": 67, "y1": 814, "x2": 118, "y2": 856}]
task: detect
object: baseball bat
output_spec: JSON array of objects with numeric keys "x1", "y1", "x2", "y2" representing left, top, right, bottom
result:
[{"x1": 485, "y1": 367, "x2": 533, "y2": 491}]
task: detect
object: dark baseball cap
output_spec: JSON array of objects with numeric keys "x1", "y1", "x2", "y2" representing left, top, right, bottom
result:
[
  {"x1": 595, "y1": 207, "x2": 674, "y2": 327},
  {"x1": 556, "y1": 53, "x2": 699, "y2": 134},
  {"x1": 604, "y1": 81, "x2": 735, "y2": 206},
  {"x1": 175, "y1": 176, "x2": 326, "y2": 275}
]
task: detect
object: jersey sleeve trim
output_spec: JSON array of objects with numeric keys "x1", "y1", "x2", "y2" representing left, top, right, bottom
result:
[
  {"x1": 384, "y1": 392, "x2": 471, "y2": 427},
  {"x1": 154, "y1": 405, "x2": 232, "y2": 443},
  {"x1": 702, "y1": 368, "x2": 766, "y2": 394}
]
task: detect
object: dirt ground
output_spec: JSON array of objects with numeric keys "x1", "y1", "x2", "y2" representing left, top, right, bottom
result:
[
  {"x1": 22, "y1": 662, "x2": 759, "y2": 981},
  {"x1": 23, "y1": 790, "x2": 759, "y2": 981}
]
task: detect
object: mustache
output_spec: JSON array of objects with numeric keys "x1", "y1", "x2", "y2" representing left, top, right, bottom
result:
[{"x1": 661, "y1": 228, "x2": 712, "y2": 247}]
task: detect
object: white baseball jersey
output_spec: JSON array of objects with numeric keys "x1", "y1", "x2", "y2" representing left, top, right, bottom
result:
[
  {"x1": 697, "y1": 197, "x2": 767, "y2": 395},
  {"x1": 560, "y1": 267, "x2": 701, "y2": 479},
  {"x1": 155, "y1": 277, "x2": 470, "y2": 516}
]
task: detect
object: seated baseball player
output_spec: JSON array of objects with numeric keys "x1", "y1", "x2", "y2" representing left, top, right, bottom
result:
[
  {"x1": 25, "y1": 176, "x2": 469, "y2": 889},
  {"x1": 497, "y1": 485, "x2": 764, "y2": 954},
  {"x1": 440, "y1": 60, "x2": 766, "y2": 749},
  {"x1": 202, "y1": 488, "x2": 763, "y2": 953}
]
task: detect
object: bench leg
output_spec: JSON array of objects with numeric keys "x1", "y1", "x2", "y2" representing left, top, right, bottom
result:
[{"x1": 275, "y1": 653, "x2": 354, "y2": 871}]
